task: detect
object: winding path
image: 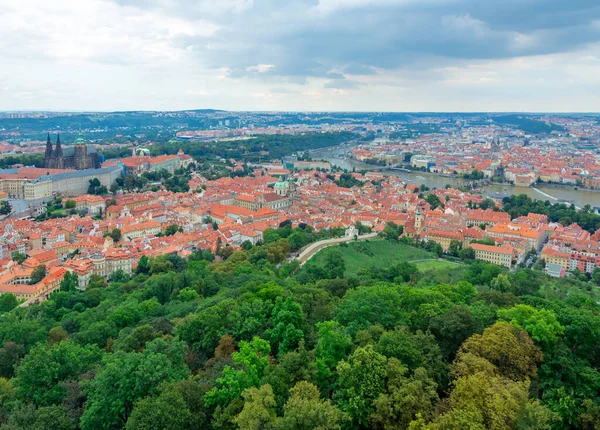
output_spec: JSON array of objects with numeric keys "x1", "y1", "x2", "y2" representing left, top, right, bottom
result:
[{"x1": 294, "y1": 232, "x2": 378, "y2": 267}]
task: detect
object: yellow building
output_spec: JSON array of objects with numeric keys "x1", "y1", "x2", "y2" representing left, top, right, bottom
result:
[
  {"x1": 541, "y1": 247, "x2": 571, "y2": 270},
  {"x1": 470, "y1": 243, "x2": 513, "y2": 268},
  {"x1": 424, "y1": 230, "x2": 463, "y2": 251},
  {"x1": 0, "y1": 178, "x2": 28, "y2": 198},
  {"x1": 23, "y1": 180, "x2": 53, "y2": 200},
  {"x1": 121, "y1": 220, "x2": 161, "y2": 239},
  {"x1": 0, "y1": 267, "x2": 66, "y2": 301}
]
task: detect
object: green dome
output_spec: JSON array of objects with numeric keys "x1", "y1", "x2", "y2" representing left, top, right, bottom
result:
[{"x1": 274, "y1": 181, "x2": 287, "y2": 189}]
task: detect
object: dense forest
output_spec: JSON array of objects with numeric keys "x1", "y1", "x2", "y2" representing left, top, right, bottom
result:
[
  {"x1": 491, "y1": 115, "x2": 566, "y2": 135},
  {"x1": 0, "y1": 222, "x2": 598, "y2": 429},
  {"x1": 152, "y1": 132, "x2": 358, "y2": 161},
  {"x1": 0, "y1": 112, "x2": 224, "y2": 135}
]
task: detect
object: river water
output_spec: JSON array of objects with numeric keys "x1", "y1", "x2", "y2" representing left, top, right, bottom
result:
[{"x1": 314, "y1": 144, "x2": 600, "y2": 209}]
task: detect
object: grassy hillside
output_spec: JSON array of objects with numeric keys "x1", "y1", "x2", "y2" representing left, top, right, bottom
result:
[
  {"x1": 414, "y1": 259, "x2": 462, "y2": 271},
  {"x1": 302, "y1": 240, "x2": 433, "y2": 277}
]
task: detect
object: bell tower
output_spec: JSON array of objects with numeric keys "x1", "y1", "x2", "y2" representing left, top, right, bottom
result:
[{"x1": 415, "y1": 207, "x2": 424, "y2": 233}]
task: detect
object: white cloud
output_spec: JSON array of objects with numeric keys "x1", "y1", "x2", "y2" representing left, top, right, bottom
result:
[
  {"x1": 0, "y1": 0, "x2": 218, "y2": 65},
  {"x1": 246, "y1": 64, "x2": 276, "y2": 73},
  {"x1": 0, "y1": 0, "x2": 599, "y2": 111},
  {"x1": 313, "y1": 0, "x2": 442, "y2": 14}
]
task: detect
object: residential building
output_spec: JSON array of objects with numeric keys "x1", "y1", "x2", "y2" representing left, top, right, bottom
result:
[{"x1": 470, "y1": 243, "x2": 514, "y2": 268}]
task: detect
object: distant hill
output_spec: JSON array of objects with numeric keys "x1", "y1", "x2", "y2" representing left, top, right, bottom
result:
[{"x1": 491, "y1": 114, "x2": 566, "y2": 134}]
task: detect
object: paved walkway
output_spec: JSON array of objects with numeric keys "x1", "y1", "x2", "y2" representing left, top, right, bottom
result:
[{"x1": 295, "y1": 232, "x2": 378, "y2": 267}]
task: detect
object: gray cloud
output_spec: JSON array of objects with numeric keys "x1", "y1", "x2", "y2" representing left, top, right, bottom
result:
[
  {"x1": 2, "y1": 0, "x2": 600, "y2": 111},
  {"x1": 118, "y1": 0, "x2": 600, "y2": 81}
]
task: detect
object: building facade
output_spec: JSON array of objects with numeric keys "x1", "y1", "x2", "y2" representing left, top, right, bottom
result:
[
  {"x1": 40, "y1": 166, "x2": 122, "y2": 197},
  {"x1": 470, "y1": 243, "x2": 513, "y2": 268},
  {"x1": 44, "y1": 134, "x2": 101, "y2": 170}
]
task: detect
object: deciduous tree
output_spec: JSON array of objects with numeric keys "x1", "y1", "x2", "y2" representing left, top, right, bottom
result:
[
  {"x1": 205, "y1": 337, "x2": 271, "y2": 409},
  {"x1": 234, "y1": 384, "x2": 278, "y2": 430},
  {"x1": 126, "y1": 382, "x2": 192, "y2": 430},
  {"x1": 453, "y1": 322, "x2": 542, "y2": 382},
  {"x1": 335, "y1": 345, "x2": 388, "y2": 427},
  {"x1": 369, "y1": 365, "x2": 438, "y2": 430},
  {"x1": 81, "y1": 338, "x2": 189, "y2": 429},
  {"x1": 15, "y1": 341, "x2": 102, "y2": 406},
  {"x1": 498, "y1": 305, "x2": 564, "y2": 348},
  {"x1": 281, "y1": 381, "x2": 347, "y2": 430}
]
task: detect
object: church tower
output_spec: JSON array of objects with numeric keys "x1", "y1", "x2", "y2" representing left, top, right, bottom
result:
[
  {"x1": 286, "y1": 178, "x2": 297, "y2": 201},
  {"x1": 414, "y1": 207, "x2": 424, "y2": 233},
  {"x1": 274, "y1": 177, "x2": 288, "y2": 196},
  {"x1": 73, "y1": 133, "x2": 88, "y2": 170},
  {"x1": 55, "y1": 134, "x2": 64, "y2": 169},
  {"x1": 44, "y1": 133, "x2": 53, "y2": 168}
]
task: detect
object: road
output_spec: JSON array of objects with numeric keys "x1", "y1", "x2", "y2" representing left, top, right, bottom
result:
[{"x1": 294, "y1": 232, "x2": 378, "y2": 267}]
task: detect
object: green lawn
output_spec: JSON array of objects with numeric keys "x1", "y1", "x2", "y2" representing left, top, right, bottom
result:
[
  {"x1": 413, "y1": 260, "x2": 463, "y2": 271},
  {"x1": 304, "y1": 240, "x2": 433, "y2": 278}
]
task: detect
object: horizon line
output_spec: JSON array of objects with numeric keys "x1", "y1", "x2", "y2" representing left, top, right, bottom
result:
[{"x1": 1, "y1": 109, "x2": 600, "y2": 115}]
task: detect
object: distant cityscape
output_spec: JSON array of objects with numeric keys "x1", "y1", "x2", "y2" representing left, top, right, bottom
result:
[
  {"x1": 3, "y1": 0, "x2": 600, "y2": 427},
  {"x1": 0, "y1": 110, "x2": 597, "y2": 302}
]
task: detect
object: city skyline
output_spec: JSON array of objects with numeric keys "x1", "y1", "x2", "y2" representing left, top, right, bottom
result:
[{"x1": 2, "y1": 0, "x2": 600, "y2": 112}]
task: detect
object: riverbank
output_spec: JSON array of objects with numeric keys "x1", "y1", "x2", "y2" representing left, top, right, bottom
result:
[
  {"x1": 531, "y1": 188, "x2": 581, "y2": 210},
  {"x1": 535, "y1": 182, "x2": 600, "y2": 194},
  {"x1": 314, "y1": 142, "x2": 600, "y2": 208}
]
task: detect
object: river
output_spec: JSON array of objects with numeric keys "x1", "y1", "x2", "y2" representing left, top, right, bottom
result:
[{"x1": 314, "y1": 144, "x2": 600, "y2": 209}]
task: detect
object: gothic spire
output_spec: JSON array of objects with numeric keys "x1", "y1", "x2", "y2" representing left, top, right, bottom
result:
[
  {"x1": 55, "y1": 134, "x2": 63, "y2": 157},
  {"x1": 45, "y1": 132, "x2": 53, "y2": 158}
]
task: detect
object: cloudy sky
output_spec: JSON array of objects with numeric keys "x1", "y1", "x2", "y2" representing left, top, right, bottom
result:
[{"x1": 1, "y1": 0, "x2": 600, "y2": 112}]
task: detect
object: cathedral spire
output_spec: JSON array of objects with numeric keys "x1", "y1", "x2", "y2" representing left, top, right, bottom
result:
[
  {"x1": 45, "y1": 132, "x2": 53, "y2": 159},
  {"x1": 54, "y1": 134, "x2": 64, "y2": 169},
  {"x1": 55, "y1": 134, "x2": 63, "y2": 157}
]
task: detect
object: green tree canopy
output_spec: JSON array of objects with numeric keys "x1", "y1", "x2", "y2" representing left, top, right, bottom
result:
[
  {"x1": 205, "y1": 337, "x2": 271, "y2": 409},
  {"x1": 268, "y1": 296, "x2": 304, "y2": 356},
  {"x1": 126, "y1": 382, "x2": 193, "y2": 430},
  {"x1": 369, "y1": 364, "x2": 438, "y2": 429},
  {"x1": 29, "y1": 264, "x2": 46, "y2": 285},
  {"x1": 110, "y1": 228, "x2": 122, "y2": 243},
  {"x1": 14, "y1": 341, "x2": 102, "y2": 406},
  {"x1": 334, "y1": 345, "x2": 388, "y2": 427},
  {"x1": 0, "y1": 294, "x2": 18, "y2": 313},
  {"x1": 234, "y1": 384, "x2": 278, "y2": 430},
  {"x1": 281, "y1": 381, "x2": 347, "y2": 430},
  {"x1": 453, "y1": 322, "x2": 542, "y2": 382},
  {"x1": 498, "y1": 305, "x2": 564, "y2": 348},
  {"x1": 81, "y1": 338, "x2": 189, "y2": 429}
]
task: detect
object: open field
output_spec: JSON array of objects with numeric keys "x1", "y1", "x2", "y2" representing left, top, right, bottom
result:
[{"x1": 302, "y1": 240, "x2": 433, "y2": 277}]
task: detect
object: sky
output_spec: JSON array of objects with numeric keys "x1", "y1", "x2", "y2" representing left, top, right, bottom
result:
[{"x1": 1, "y1": 0, "x2": 600, "y2": 112}]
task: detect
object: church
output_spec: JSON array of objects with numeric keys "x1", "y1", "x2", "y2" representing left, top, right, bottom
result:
[
  {"x1": 233, "y1": 177, "x2": 297, "y2": 211},
  {"x1": 44, "y1": 133, "x2": 101, "y2": 170}
]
